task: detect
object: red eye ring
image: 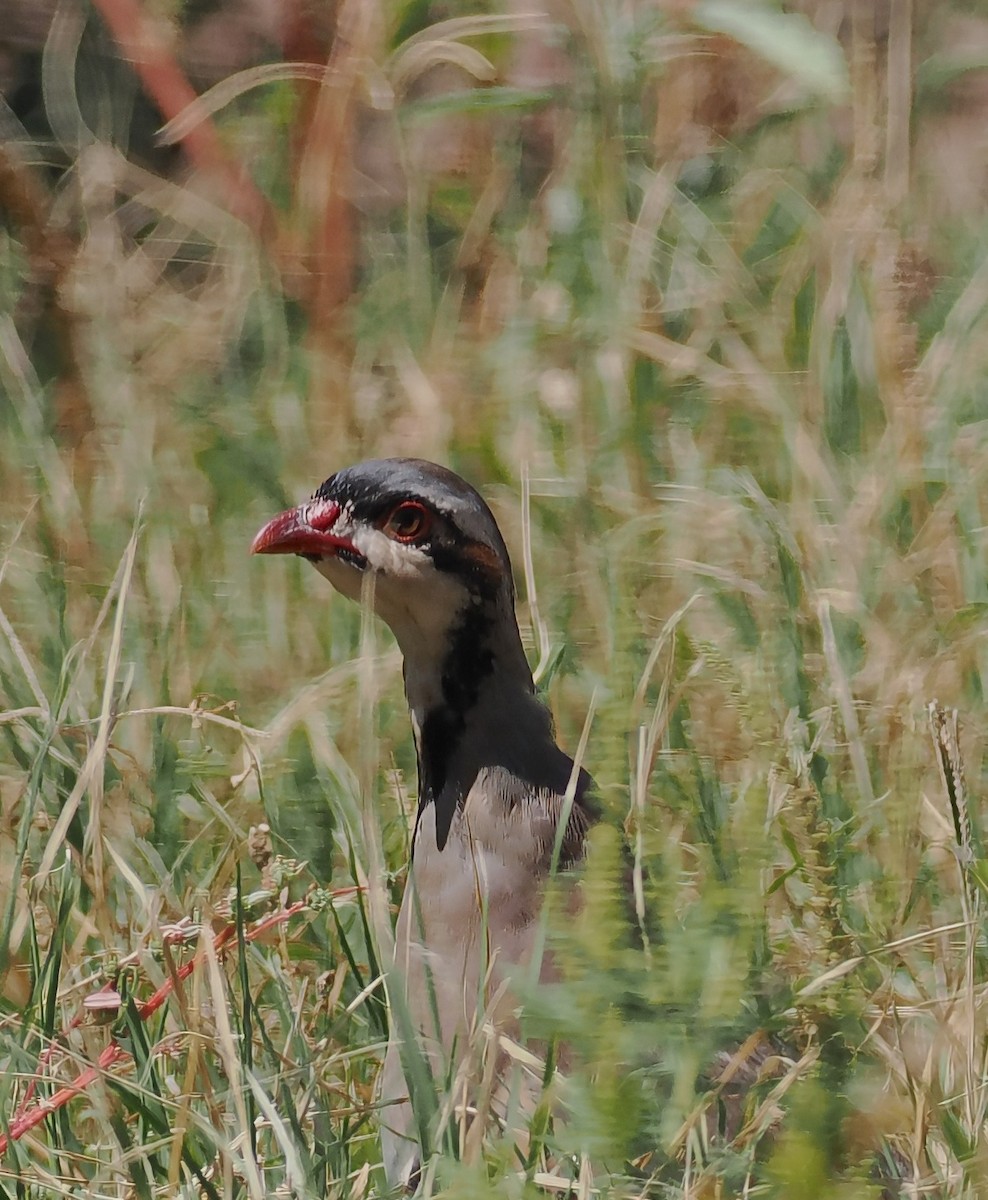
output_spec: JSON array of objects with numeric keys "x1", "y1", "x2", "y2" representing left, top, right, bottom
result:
[{"x1": 382, "y1": 500, "x2": 432, "y2": 544}]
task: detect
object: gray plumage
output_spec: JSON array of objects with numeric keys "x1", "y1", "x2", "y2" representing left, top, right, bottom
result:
[{"x1": 252, "y1": 459, "x2": 594, "y2": 1184}]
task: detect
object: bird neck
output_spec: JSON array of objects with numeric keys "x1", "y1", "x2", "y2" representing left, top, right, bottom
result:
[
  {"x1": 403, "y1": 593, "x2": 537, "y2": 741},
  {"x1": 402, "y1": 595, "x2": 559, "y2": 849}
]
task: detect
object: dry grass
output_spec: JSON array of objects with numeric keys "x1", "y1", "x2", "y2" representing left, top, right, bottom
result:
[{"x1": 2, "y1": 1, "x2": 988, "y2": 1195}]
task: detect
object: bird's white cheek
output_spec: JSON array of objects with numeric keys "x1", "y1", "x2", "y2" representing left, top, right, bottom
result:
[
  {"x1": 350, "y1": 531, "x2": 467, "y2": 644},
  {"x1": 309, "y1": 524, "x2": 424, "y2": 603},
  {"x1": 351, "y1": 527, "x2": 430, "y2": 580},
  {"x1": 310, "y1": 524, "x2": 469, "y2": 685}
]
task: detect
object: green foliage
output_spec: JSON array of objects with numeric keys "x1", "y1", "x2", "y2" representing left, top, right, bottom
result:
[{"x1": 1, "y1": 0, "x2": 987, "y2": 1195}]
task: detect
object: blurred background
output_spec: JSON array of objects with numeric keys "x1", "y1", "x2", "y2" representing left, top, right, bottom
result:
[{"x1": 2, "y1": 0, "x2": 988, "y2": 1195}]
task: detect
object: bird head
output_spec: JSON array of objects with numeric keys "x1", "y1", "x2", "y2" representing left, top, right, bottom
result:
[{"x1": 251, "y1": 458, "x2": 523, "y2": 683}]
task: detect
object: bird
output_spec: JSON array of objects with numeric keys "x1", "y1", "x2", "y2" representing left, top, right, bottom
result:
[{"x1": 251, "y1": 458, "x2": 595, "y2": 1185}]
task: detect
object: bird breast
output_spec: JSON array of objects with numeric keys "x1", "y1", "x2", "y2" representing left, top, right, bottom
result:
[{"x1": 395, "y1": 766, "x2": 561, "y2": 1044}]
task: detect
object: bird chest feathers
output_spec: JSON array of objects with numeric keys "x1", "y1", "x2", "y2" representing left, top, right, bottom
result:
[
  {"x1": 399, "y1": 768, "x2": 558, "y2": 1035},
  {"x1": 380, "y1": 771, "x2": 575, "y2": 1186}
]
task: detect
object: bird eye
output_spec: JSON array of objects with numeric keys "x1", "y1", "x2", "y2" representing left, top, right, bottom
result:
[{"x1": 382, "y1": 501, "x2": 432, "y2": 544}]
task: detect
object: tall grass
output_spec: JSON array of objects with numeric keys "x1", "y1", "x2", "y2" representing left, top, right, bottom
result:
[{"x1": 1, "y1": 0, "x2": 987, "y2": 1195}]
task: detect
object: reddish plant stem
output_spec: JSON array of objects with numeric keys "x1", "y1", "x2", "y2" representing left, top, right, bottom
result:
[
  {"x1": 89, "y1": 0, "x2": 272, "y2": 235},
  {"x1": 0, "y1": 893, "x2": 365, "y2": 1155}
]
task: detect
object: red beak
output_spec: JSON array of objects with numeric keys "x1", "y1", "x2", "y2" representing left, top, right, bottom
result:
[{"x1": 251, "y1": 499, "x2": 356, "y2": 558}]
